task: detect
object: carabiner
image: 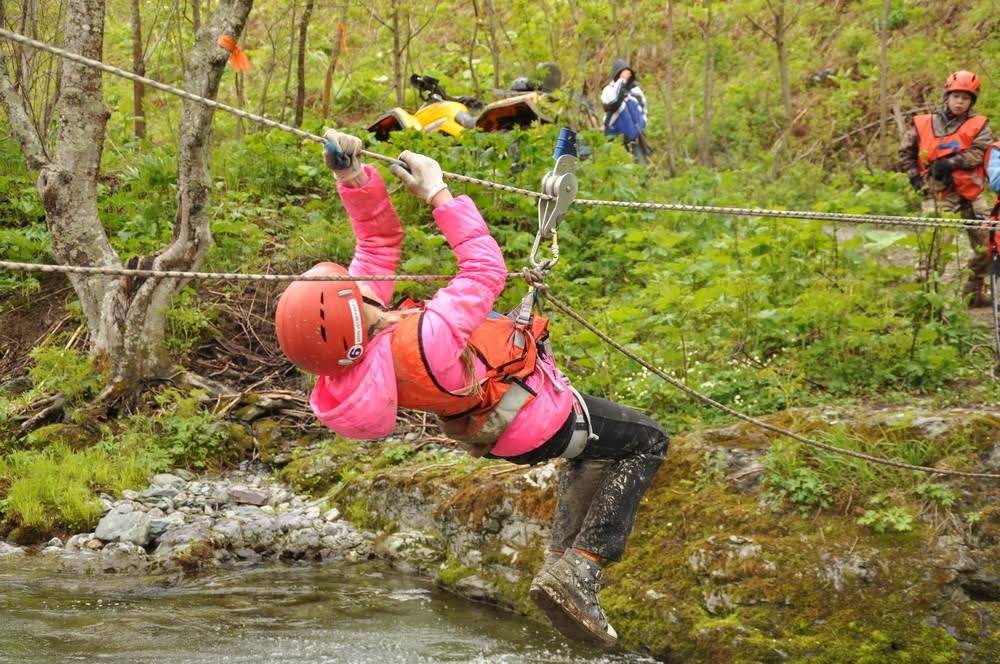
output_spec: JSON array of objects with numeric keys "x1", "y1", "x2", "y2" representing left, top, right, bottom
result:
[{"x1": 531, "y1": 128, "x2": 578, "y2": 269}]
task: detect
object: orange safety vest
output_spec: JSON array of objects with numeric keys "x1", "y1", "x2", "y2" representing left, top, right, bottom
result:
[
  {"x1": 390, "y1": 311, "x2": 550, "y2": 444},
  {"x1": 914, "y1": 114, "x2": 987, "y2": 201}
]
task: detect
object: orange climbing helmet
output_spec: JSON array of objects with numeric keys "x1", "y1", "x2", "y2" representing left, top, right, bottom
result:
[
  {"x1": 275, "y1": 262, "x2": 368, "y2": 374},
  {"x1": 944, "y1": 70, "x2": 980, "y2": 103}
]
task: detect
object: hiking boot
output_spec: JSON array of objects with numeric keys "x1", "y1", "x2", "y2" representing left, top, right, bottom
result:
[{"x1": 529, "y1": 549, "x2": 618, "y2": 646}]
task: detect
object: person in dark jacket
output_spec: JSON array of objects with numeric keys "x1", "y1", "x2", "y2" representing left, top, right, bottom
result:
[{"x1": 600, "y1": 58, "x2": 651, "y2": 162}]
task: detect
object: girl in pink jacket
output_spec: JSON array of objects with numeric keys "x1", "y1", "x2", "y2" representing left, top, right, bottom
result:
[{"x1": 274, "y1": 130, "x2": 668, "y2": 646}]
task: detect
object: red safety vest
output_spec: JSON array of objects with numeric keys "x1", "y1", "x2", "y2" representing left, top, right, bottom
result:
[
  {"x1": 914, "y1": 114, "x2": 987, "y2": 201},
  {"x1": 390, "y1": 311, "x2": 550, "y2": 443}
]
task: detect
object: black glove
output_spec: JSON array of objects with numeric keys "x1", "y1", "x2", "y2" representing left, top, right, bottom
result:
[
  {"x1": 929, "y1": 158, "x2": 955, "y2": 181},
  {"x1": 909, "y1": 174, "x2": 925, "y2": 192}
]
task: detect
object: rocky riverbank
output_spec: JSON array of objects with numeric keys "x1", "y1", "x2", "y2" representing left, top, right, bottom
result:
[
  {"x1": 4, "y1": 405, "x2": 1000, "y2": 663},
  {"x1": 0, "y1": 464, "x2": 374, "y2": 574}
]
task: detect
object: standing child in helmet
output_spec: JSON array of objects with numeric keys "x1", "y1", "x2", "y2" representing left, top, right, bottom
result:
[
  {"x1": 899, "y1": 70, "x2": 994, "y2": 307},
  {"x1": 601, "y1": 58, "x2": 651, "y2": 162},
  {"x1": 274, "y1": 130, "x2": 669, "y2": 647}
]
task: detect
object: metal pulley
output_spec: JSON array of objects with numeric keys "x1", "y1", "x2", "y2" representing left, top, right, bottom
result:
[{"x1": 530, "y1": 128, "x2": 579, "y2": 270}]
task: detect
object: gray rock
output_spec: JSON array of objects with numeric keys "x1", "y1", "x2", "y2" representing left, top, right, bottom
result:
[{"x1": 95, "y1": 504, "x2": 153, "y2": 547}]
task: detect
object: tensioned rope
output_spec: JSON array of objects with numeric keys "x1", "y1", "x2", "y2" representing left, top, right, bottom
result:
[
  {"x1": 0, "y1": 261, "x2": 465, "y2": 284},
  {"x1": 1, "y1": 27, "x2": 995, "y2": 234},
  {"x1": 542, "y1": 288, "x2": 1000, "y2": 480},
  {"x1": 3, "y1": 28, "x2": 998, "y2": 480}
]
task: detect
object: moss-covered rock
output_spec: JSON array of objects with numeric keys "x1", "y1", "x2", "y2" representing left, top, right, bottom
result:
[{"x1": 328, "y1": 406, "x2": 1000, "y2": 662}]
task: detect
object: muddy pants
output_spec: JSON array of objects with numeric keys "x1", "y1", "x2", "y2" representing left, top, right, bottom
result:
[{"x1": 501, "y1": 393, "x2": 668, "y2": 562}]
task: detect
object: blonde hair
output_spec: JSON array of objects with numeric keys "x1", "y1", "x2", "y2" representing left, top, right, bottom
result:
[{"x1": 368, "y1": 305, "x2": 483, "y2": 397}]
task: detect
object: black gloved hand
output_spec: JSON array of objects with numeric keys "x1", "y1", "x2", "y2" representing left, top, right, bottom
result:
[
  {"x1": 909, "y1": 174, "x2": 925, "y2": 192},
  {"x1": 929, "y1": 158, "x2": 955, "y2": 181}
]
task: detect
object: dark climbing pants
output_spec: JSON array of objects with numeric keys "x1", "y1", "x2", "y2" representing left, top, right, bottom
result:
[
  {"x1": 498, "y1": 394, "x2": 668, "y2": 561},
  {"x1": 551, "y1": 394, "x2": 667, "y2": 561}
]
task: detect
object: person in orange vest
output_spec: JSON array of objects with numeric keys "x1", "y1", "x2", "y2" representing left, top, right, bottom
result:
[
  {"x1": 899, "y1": 70, "x2": 994, "y2": 307},
  {"x1": 275, "y1": 130, "x2": 669, "y2": 646}
]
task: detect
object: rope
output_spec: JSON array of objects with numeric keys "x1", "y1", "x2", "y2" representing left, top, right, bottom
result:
[
  {"x1": 0, "y1": 259, "x2": 502, "y2": 283},
  {"x1": 541, "y1": 289, "x2": 1000, "y2": 481},
  {"x1": 575, "y1": 197, "x2": 1000, "y2": 231},
  {"x1": 0, "y1": 28, "x2": 544, "y2": 201},
  {"x1": 3, "y1": 27, "x2": 995, "y2": 233},
  {"x1": 2, "y1": 28, "x2": 997, "y2": 481}
]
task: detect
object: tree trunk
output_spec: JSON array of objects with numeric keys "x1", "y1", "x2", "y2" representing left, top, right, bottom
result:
[
  {"x1": 0, "y1": 0, "x2": 254, "y2": 395},
  {"x1": 130, "y1": 0, "x2": 146, "y2": 138},
  {"x1": 293, "y1": 0, "x2": 314, "y2": 127},
  {"x1": 878, "y1": 0, "x2": 890, "y2": 162},
  {"x1": 699, "y1": 0, "x2": 714, "y2": 167},
  {"x1": 664, "y1": 0, "x2": 677, "y2": 175},
  {"x1": 485, "y1": 0, "x2": 500, "y2": 91},
  {"x1": 280, "y1": 1, "x2": 298, "y2": 124},
  {"x1": 391, "y1": 4, "x2": 403, "y2": 106},
  {"x1": 111, "y1": 0, "x2": 254, "y2": 388},
  {"x1": 747, "y1": 0, "x2": 799, "y2": 138},
  {"x1": 775, "y1": 4, "x2": 791, "y2": 125}
]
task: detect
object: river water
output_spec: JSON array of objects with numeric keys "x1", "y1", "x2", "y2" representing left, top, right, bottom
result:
[{"x1": 0, "y1": 560, "x2": 657, "y2": 663}]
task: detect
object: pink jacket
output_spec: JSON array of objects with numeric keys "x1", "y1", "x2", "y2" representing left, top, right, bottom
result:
[{"x1": 309, "y1": 167, "x2": 573, "y2": 458}]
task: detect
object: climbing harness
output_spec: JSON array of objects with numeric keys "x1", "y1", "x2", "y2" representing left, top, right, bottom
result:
[{"x1": 2, "y1": 28, "x2": 999, "y2": 480}]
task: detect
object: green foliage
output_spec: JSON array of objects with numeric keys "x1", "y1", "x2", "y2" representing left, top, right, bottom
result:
[
  {"x1": 99, "y1": 146, "x2": 179, "y2": 256},
  {"x1": 97, "y1": 389, "x2": 233, "y2": 472},
  {"x1": 0, "y1": 442, "x2": 147, "y2": 531},
  {"x1": 0, "y1": 345, "x2": 104, "y2": 452},
  {"x1": 763, "y1": 443, "x2": 833, "y2": 514},
  {"x1": 915, "y1": 482, "x2": 956, "y2": 508},
  {"x1": 382, "y1": 443, "x2": 417, "y2": 465},
  {"x1": 0, "y1": 140, "x2": 47, "y2": 295},
  {"x1": 26, "y1": 346, "x2": 104, "y2": 406},
  {"x1": 164, "y1": 287, "x2": 216, "y2": 353},
  {"x1": 857, "y1": 505, "x2": 914, "y2": 534}
]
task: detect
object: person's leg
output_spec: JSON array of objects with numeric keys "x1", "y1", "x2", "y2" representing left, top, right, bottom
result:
[
  {"x1": 566, "y1": 394, "x2": 669, "y2": 561},
  {"x1": 961, "y1": 196, "x2": 992, "y2": 306},
  {"x1": 548, "y1": 457, "x2": 611, "y2": 554},
  {"x1": 530, "y1": 394, "x2": 668, "y2": 645}
]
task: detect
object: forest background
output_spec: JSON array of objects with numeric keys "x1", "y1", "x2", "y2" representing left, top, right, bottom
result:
[{"x1": 1, "y1": 0, "x2": 1000, "y2": 632}]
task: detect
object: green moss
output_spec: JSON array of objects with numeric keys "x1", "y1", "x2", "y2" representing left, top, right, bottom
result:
[
  {"x1": 435, "y1": 559, "x2": 476, "y2": 587},
  {"x1": 276, "y1": 450, "x2": 342, "y2": 494},
  {"x1": 339, "y1": 495, "x2": 393, "y2": 532},
  {"x1": 23, "y1": 423, "x2": 96, "y2": 452}
]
